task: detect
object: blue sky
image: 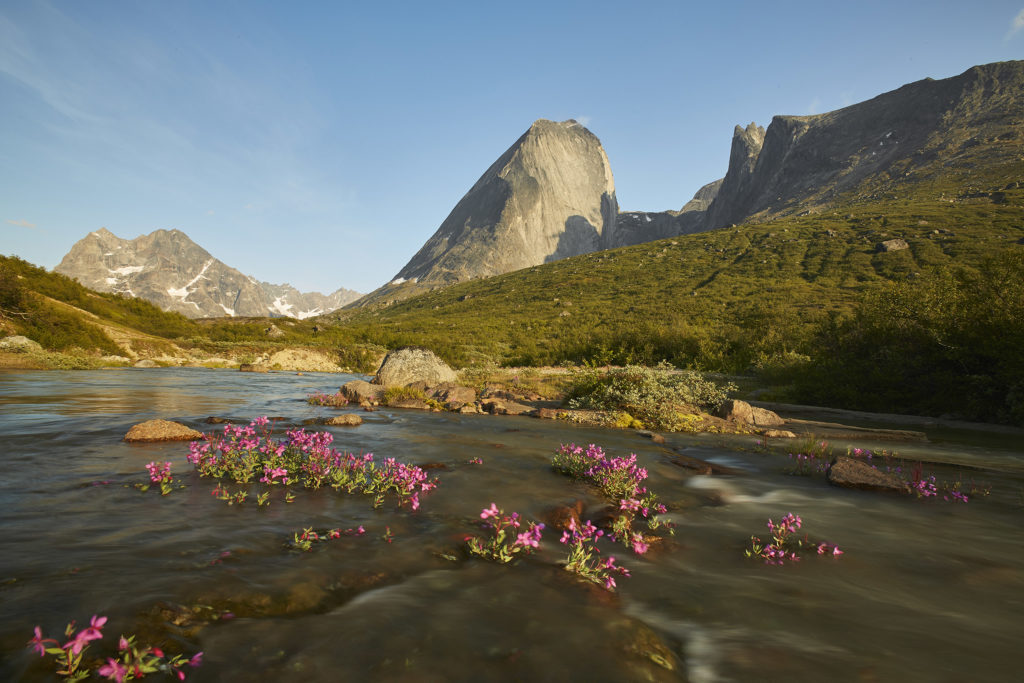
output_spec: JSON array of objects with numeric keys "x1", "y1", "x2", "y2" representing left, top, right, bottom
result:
[{"x1": 2, "y1": 1, "x2": 1023, "y2": 294}]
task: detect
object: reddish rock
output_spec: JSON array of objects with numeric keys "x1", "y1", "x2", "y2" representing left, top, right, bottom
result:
[
  {"x1": 125, "y1": 419, "x2": 203, "y2": 442},
  {"x1": 541, "y1": 500, "x2": 585, "y2": 531}
]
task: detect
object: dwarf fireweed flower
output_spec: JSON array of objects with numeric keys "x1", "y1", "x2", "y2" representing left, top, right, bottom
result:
[
  {"x1": 745, "y1": 513, "x2": 842, "y2": 566},
  {"x1": 186, "y1": 418, "x2": 438, "y2": 510},
  {"x1": 553, "y1": 443, "x2": 670, "y2": 554},
  {"x1": 30, "y1": 617, "x2": 201, "y2": 680},
  {"x1": 559, "y1": 517, "x2": 631, "y2": 591},
  {"x1": 467, "y1": 503, "x2": 545, "y2": 563}
]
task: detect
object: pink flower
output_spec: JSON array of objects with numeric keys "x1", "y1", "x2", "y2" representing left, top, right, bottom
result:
[
  {"x1": 189, "y1": 651, "x2": 204, "y2": 667},
  {"x1": 64, "y1": 615, "x2": 106, "y2": 654},
  {"x1": 29, "y1": 626, "x2": 56, "y2": 657},
  {"x1": 98, "y1": 657, "x2": 128, "y2": 682},
  {"x1": 118, "y1": 636, "x2": 130, "y2": 651},
  {"x1": 480, "y1": 503, "x2": 500, "y2": 520}
]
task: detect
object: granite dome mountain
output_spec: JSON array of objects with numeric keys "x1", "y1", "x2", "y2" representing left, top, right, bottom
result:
[
  {"x1": 359, "y1": 118, "x2": 619, "y2": 305},
  {"x1": 55, "y1": 228, "x2": 361, "y2": 319}
]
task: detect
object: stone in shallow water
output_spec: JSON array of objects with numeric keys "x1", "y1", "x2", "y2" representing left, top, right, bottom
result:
[
  {"x1": 827, "y1": 456, "x2": 907, "y2": 493},
  {"x1": 124, "y1": 419, "x2": 203, "y2": 442},
  {"x1": 323, "y1": 414, "x2": 363, "y2": 426}
]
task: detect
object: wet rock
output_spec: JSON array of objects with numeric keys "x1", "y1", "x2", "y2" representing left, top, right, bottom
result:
[
  {"x1": 341, "y1": 380, "x2": 384, "y2": 404},
  {"x1": 637, "y1": 430, "x2": 666, "y2": 444},
  {"x1": 205, "y1": 416, "x2": 237, "y2": 424},
  {"x1": 416, "y1": 462, "x2": 449, "y2": 471},
  {"x1": 239, "y1": 363, "x2": 268, "y2": 373},
  {"x1": 763, "y1": 429, "x2": 797, "y2": 438},
  {"x1": 827, "y1": 456, "x2": 908, "y2": 493},
  {"x1": 481, "y1": 398, "x2": 536, "y2": 416},
  {"x1": 541, "y1": 500, "x2": 585, "y2": 531},
  {"x1": 323, "y1": 414, "x2": 363, "y2": 426},
  {"x1": 374, "y1": 346, "x2": 457, "y2": 387},
  {"x1": 0, "y1": 335, "x2": 42, "y2": 353},
  {"x1": 125, "y1": 419, "x2": 203, "y2": 442}
]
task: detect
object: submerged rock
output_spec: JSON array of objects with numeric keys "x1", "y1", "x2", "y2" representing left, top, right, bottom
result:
[
  {"x1": 125, "y1": 419, "x2": 203, "y2": 442},
  {"x1": 323, "y1": 414, "x2": 363, "y2": 426}
]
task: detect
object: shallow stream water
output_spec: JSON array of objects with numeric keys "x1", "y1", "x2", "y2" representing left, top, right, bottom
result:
[{"x1": 1, "y1": 368, "x2": 1022, "y2": 682}]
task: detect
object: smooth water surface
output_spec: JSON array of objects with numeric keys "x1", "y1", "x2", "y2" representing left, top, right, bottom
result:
[{"x1": 1, "y1": 369, "x2": 1022, "y2": 681}]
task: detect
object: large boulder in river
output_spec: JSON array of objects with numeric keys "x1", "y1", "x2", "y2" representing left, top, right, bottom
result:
[
  {"x1": 373, "y1": 347, "x2": 457, "y2": 387},
  {"x1": 716, "y1": 399, "x2": 785, "y2": 427},
  {"x1": 827, "y1": 456, "x2": 908, "y2": 493},
  {"x1": 124, "y1": 419, "x2": 203, "y2": 442}
]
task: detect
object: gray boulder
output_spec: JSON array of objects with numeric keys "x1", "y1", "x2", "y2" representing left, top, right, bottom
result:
[
  {"x1": 878, "y1": 238, "x2": 909, "y2": 252},
  {"x1": 374, "y1": 347, "x2": 457, "y2": 387},
  {"x1": 0, "y1": 335, "x2": 42, "y2": 353}
]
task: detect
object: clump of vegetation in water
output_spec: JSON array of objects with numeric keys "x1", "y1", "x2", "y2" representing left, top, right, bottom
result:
[
  {"x1": 306, "y1": 391, "x2": 348, "y2": 407},
  {"x1": 465, "y1": 503, "x2": 545, "y2": 564},
  {"x1": 559, "y1": 517, "x2": 632, "y2": 591},
  {"x1": 745, "y1": 513, "x2": 843, "y2": 566},
  {"x1": 27, "y1": 614, "x2": 202, "y2": 681},
  {"x1": 186, "y1": 417, "x2": 437, "y2": 510},
  {"x1": 552, "y1": 443, "x2": 669, "y2": 555},
  {"x1": 290, "y1": 525, "x2": 365, "y2": 552},
  {"x1": 564, "y1": 363, "x2": 735, "y2": 431},
  {"x1": 135, "y1": 461, "x2": 178, "y2": 496}
]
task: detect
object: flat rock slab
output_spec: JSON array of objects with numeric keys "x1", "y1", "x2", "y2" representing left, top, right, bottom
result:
[
  {"x1": 125, "y1": 419, "x2": 203, "y2": 442},
  {"x1": 323, "y1": 414, "x2": 364, "y2": 426},
  {"x1": 481, "y1": 398, "x2": 536, "y2": 416},
  {"x1": 827, "y1": 456, "x2": 908, "y2": 493}
]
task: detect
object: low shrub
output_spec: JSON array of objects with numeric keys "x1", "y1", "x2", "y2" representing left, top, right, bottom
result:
[{"x1": 565, "y1": 362, "x2": 735, "y2": 431}]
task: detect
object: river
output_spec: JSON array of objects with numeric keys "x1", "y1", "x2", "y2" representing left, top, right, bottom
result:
[{"x1": 1, "y1": 368, "x2": 1022, "y2": 681}]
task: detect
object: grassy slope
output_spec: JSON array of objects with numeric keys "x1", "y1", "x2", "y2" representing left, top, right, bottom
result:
[{"x1": 328, "y1": 164, "x2": 1024, "y2": 369}]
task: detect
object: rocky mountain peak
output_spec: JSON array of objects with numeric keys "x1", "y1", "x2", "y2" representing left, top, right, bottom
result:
[
  {"x1": 55, "y1": 229, "x2": 361, "y2": 318},
  {"x1": 362, "y1": 118, "x2": 617, "y2": 304}
]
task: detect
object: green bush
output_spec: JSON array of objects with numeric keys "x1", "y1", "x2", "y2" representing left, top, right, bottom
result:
[
  {"x1": 565, "y1": 363, "x2": 736, "y2": 431},
  {"x1": 793, "y1": 250, "x2": 1024, "y2": 424}
]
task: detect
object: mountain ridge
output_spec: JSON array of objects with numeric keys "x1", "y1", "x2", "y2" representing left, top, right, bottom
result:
[{"x1": 55, "y1": 228, "x2": 362, "y2": 319}]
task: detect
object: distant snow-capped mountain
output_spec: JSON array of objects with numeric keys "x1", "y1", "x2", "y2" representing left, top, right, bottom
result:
[{"x1": 55, "y1": 228, "x2": 361, "y2": 319}]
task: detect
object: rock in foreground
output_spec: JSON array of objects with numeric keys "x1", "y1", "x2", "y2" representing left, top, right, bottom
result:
[{"x1": 125, "y1": 419, "x2": 203, "y2": 442}]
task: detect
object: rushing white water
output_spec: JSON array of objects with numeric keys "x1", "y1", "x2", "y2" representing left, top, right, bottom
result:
[{"x1": 1, "y1": 368, "x2": 1022, "y2": 681}]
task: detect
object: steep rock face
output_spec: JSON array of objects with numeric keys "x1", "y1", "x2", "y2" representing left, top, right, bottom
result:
[
  {"x1": 704, "y1": 61, "x2": 1024, "y2": 228},
  {"x1": 392, "y1": 119, "x2": 618, "y2": 286},
  {"x1": 55, "y1": 228, "x2": 361, "y2": 318}
]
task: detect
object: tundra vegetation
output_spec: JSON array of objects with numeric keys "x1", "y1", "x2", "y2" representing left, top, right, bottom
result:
[{"x1": 3, "y1": 171, "x2": 1023, "y2": 424}]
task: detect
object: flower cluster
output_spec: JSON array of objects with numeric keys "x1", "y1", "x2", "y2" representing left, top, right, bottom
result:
[
  {"x1": 142, "y1": 461, "x2": 176, "y2": 496},
  {"x1": 560, "y1": 518, "x2": 631, "y2": 591},
  {"x1": 186, "y1": 418, "x2": 438, "y2": 510},
  {"x1": 291, "y1": 525, "x2": 365, "y2": 552},
  {"x1": 28, "y1": 615, "x2": 201, "y2": 681},
  {"x1": 553, "y1": 443, "x2": 669, "y2": 554},
  {"x1": 466, "y1": 503, "x2": 545, "y2": 564},
  {"x1": 745, "y1": 513, "x2": 843, "y2": 566}
]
